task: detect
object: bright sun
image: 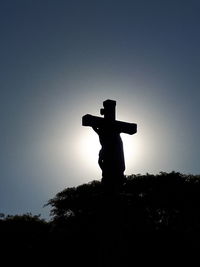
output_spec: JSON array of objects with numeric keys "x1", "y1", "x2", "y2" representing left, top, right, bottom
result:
[{"x1": 77, "y1": 130, "x2": 101, "y2": 172}]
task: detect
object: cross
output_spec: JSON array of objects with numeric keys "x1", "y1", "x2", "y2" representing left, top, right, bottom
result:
[{"x1": 82, "y1": 99, "x2": 137, "y2": 186}]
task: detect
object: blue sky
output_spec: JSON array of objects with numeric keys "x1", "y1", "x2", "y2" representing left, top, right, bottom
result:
[{"x1": 0, "y1": 0, "x2": 200, "y2": 219}]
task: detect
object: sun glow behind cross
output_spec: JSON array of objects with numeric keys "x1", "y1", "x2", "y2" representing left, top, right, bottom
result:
[
  {"x1": 121, "y1": 133, "x2": 141, "y2": 174},
  {"x1": 77, "y1": 128, "x2": 140, "y2": 177},
  {"x1": 77, "y1": 129, "x2": 101, "y2": 174}
]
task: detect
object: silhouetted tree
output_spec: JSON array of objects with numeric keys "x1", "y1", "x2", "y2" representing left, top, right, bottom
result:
[
  {"x1": 2, "y1": 172, "x2": 200, "y2": 266},
  {"x1": 0, "y1": 213, "x2": 49, "y2": 265},
  {"x1": 46, "y1": 172, "x2": 200, "y2": 265}
]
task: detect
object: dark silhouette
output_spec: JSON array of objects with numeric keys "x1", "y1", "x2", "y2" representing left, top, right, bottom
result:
[
  {"x1": 0, "y1": 213, "x2": 49, "y2": 266},
  {"x1": 82, "y1": 99, "x2": 137, "y2": 187},
  {"x1": 1, "y1": 172, "x2": 200, "y2": 266},
  {"x1": 92, "y1": 124, "x2": 125, "y2": 183},
  {"x1": 46, "y1": 172, "x2": 200, "y2": 266}
]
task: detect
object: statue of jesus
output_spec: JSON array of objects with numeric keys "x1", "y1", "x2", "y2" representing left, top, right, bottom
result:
[{"x1": 92, "y1": 125, "x2": 125, "y2": 185}]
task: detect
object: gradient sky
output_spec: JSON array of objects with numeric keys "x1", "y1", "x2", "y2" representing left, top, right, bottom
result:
[{"x1": 1, "y1": 0, "x2": 200, "y2": 219}]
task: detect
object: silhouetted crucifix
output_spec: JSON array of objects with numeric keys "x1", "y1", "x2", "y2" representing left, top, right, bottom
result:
[{"x1": 82, "y1": 100, "x2": 137, "y2": 186}]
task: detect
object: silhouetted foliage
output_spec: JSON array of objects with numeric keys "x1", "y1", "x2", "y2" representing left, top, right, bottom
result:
[
  {"x1": 45, "y1": 172, "x2": 200, "y2": 265},
  {"x1": 2, "y1": 172, "x2": 200, "y2": 266},
  {"x1": 47, "y1": 172, "x2": 200, "y2": 232},
  {"x1": 0, "y1": 213, "x2": 49, "y2": 265}
]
